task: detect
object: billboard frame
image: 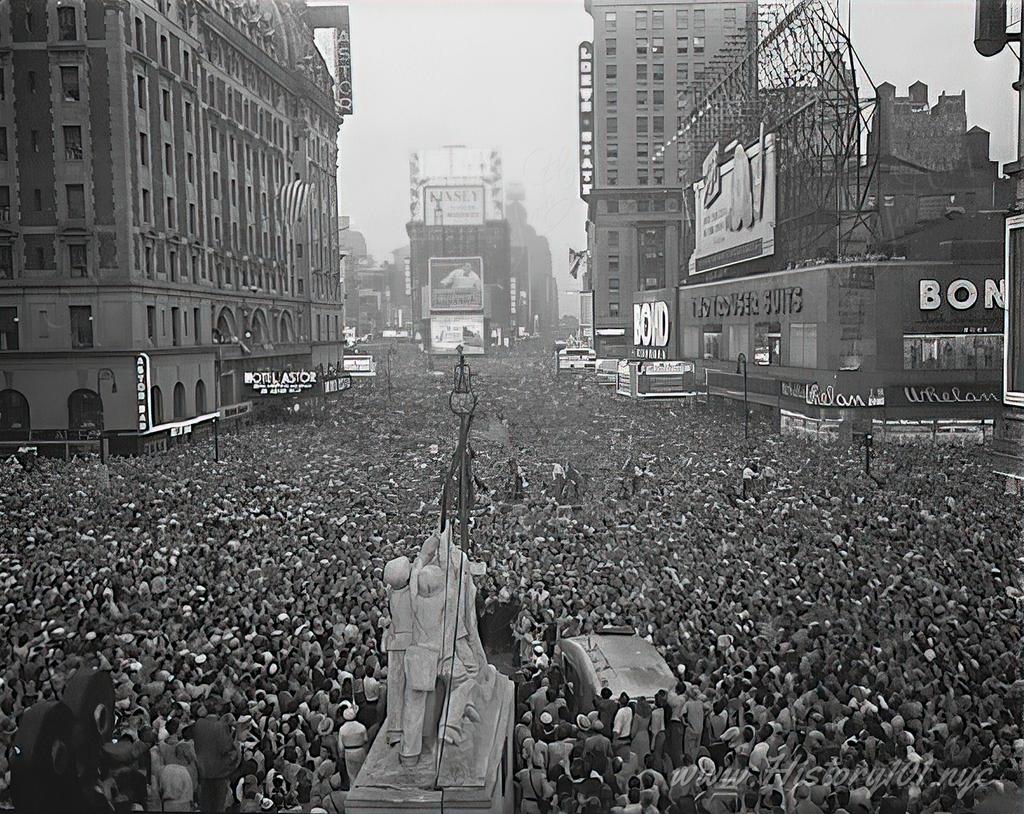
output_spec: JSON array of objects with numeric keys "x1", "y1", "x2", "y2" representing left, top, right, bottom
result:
[
  {"x1": 428, "y1": 256, "x2": 485, "y2": 313},
  {"x1": 1005, "y1": 214, "x2": 1024, "y2": 407}
]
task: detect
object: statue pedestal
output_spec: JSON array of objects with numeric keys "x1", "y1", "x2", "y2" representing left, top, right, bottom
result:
[{"x1": 345, "y1": 673, "x2": 514, "y2": 814}]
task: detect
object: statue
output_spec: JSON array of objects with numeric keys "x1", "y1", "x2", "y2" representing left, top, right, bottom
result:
[{"x1": 384, "y1": 525, "x2": 496, "y2": 767}]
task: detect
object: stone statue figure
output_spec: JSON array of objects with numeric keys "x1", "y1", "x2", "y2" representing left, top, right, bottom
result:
[{"x1": 383, "y1": 525, "x2": 496, "y2": 767}]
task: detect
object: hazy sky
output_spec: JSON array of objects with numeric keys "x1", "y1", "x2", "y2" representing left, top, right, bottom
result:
[{"x1": 335, "y1": 0, "x2": 1019, "y2": 316}]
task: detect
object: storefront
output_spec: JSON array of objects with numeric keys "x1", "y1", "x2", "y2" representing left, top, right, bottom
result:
[{"x1": 678, "y1": 260, "x2": 1004, "y2": 440}]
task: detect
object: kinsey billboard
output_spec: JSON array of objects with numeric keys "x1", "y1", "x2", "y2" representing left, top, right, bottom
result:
[
  {"x1": 431, "y1": 315, "x2": 485, "y2": 355},
  {"x1": 409, "y1": 147, "x2": 503, "y2": 222},
  {"x1": 578, "y1": 41, "x2": 594, "y2": 198},
  {"x1": 243, "y1": 370, "x2": 318, "y2": 396},
  {"x1": 423, "y1": 185, "x2": 485, "y2": 226},
  {"x1": 429, "y1": 257, "x2": 484, "y2": 312},
  {"x1": 691, "y1": 127, "x2": 777, "y2": 275}
]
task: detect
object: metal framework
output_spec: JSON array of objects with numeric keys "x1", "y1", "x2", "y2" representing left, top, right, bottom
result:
[{"x1": 664, "y1": 0, "x2": 880, "y2": 265}]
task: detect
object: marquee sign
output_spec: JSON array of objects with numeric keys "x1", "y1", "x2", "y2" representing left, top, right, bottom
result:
[
  {"x1": 578, "y1": 42, "x2": 594, "y2": 198},
  {"x1": 243, "y1": 370, "x2": 318, "y2": 396},
  {"x1": 633, "y1": 301, "x2": 670, "y2": 359},
  {"x1": 135, "y1": 353, "x2": 152, "y2": 432}
]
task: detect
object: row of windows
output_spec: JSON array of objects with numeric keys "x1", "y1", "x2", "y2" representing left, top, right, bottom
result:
[
  {"x1": 606, "y1": 35, "x2": 707, "y2": 58},
  {"x1": 0, "y1": 305, "x2": 93, "y2": 350},
  {"x1": 684, "y1": 323, "x2": 814, "y2": 367},
  {"x1": 604, "y1": 8, "x2": 724, "y2": 32}
]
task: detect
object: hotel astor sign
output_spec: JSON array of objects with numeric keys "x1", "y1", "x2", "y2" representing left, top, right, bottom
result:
[{"x1": 633, "y1": 301, "x2": 670, "y2": 360}]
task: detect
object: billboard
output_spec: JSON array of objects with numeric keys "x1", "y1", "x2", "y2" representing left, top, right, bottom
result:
[
  {"x1": 431, "y1": 315, "x2": 485, "y2": 355},
  {"x1": 429, "y1": 257, "x2": 484, "y2": 312},
  {"x1": 409, "y1": 147, "x2": 503, "y2": 222},
  {"x1": 424, "y1": 185, "x2": 485, "y2": 226},
  {"x1": 691, "y1": 128, "x2": 777, "y2": 275},
  {"x1": 578, "y1": 41, "x2": 594, "y2": 198},
  {"x1": 633, "y1": 301, "x2": 671, "y2": 360},
  {"x1": 1006, "y1": 215, "x2": 1024, "y2": 407}
]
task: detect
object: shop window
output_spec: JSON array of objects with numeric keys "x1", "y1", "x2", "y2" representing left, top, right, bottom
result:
[
  {"x1": 754, "y1": 322, "x2": 781, "y2": 365},
  {"x1": 789, "y1": 323, "x2": 818, "y2": 368},
  {"x1": 68, "y1": 389, "x2": 102, "y2": 430},
  {"x1": 0, "y1": 389, "x2": 29, "y2": 430},
  {"x1": 727, "y1": 325, "x2": 749, "y2": 361},
  {"x1": 702, "y1": 329, "x2": 722, "y2": 360},
  {"x1": 683, "y1": 326, "x2": 699, "y2": 358},
  {"x1": 903, "y1": 334, "x2": 1002, "y2": 371},
  {"x1": 0, "y1": 307, "x2": 18, "y2": 350}
]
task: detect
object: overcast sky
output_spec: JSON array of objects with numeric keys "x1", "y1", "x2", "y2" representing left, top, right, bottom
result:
[{"x1": 334, "y1": 0, "x2": 1019, "y2": 316}]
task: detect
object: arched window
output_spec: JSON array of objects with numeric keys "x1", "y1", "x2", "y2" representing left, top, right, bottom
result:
[
  {"x1": 215, "y1": 307, "x2": 236, "y2": 342},
  {"x1": 0, "y1": 390, "x2": 30, "y2": 430},
  {"x1": 68, "y1": 389, "x2": 103, "y2": 430},
  {"x1": 249, "y1": 309, "x2": 270, "y2": 346},
  {"x1": 150, "y1": 385, "x2": 164, "y2": 426},
  {"x1": 195, "y1": 379, "x2": 207, "y2": 414},
  {"x1": 173, "y1": 382, "x2": 186, "y2": 419},
  {"x1": 279, "y1": 310, "x2": 295, "y2": 343}
]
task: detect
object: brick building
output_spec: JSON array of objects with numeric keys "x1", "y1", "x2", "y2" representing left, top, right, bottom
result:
[{"x1": 0, "y1": 0, "x2": 350, "y2": 455}]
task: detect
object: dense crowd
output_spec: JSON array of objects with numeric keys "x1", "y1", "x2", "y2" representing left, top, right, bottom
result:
[{"x1": 0, "y1": 342, "x2": 1021, "y2": 813}]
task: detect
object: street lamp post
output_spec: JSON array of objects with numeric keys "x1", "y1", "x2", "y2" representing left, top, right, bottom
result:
[
  {"x1": 96, "y1": 368, "x2": 117, "y2": 464},
  {"x1": 736, "y1": 352, "x2": 749, "y2": 442},
  {"x1": 864, "y1": 432, "x2": 873, "y2": 478}
]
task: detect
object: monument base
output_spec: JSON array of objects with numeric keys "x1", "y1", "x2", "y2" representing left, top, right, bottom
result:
[{"x1": 345, "y1": 674, "x2": 514, "y2": 814}]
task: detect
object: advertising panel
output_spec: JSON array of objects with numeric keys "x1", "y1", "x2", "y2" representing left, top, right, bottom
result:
[
  {"x1": 691, "y1": 128, "x2": 777, "y2": 275},
  {"x1": 1006, "y1": 215, "x2": 1024, "y2": 406},
  {"x1": 780, "y1": 380, "x2": 884, "y2": 409},
  {"x1": 633, "y1": 301, "x2": 671, "y2": 359},
  {"x1": 323, "y1": 374, "x2": 352, "y2": 395},
  {"x1": 243, "y1": 370, "x2": 318, "y2": 396},
  {"x1": 912, "y1": 272, "x2": 1005, "y2": 333},
  {"x1": 636, "y1": 361, "x2": 696, "y2": 398},
  {"x1": 579, "y1": 291, "x2": 595, "y2": 348},
  {"x1": 409, "y1": 147, "x2": 503, "y2": 223},
  {"x1": 884, "y1": 383, "x2": 1001, "y2": 409},
  {"x1": 431, "y1": 315, "x2": 486, "y2": 355},
  {"x1": 423, "y1": 185, "x2": 485, "y2": 226},
  {"x1": 429, "y1": 257, "x2": 484, "y2": 312},
  {"x1": 343, "y1": 355, "x2": 377, "y2": 377},
  {"x1": 578, "y1": 41, "x2": 594, "y2": 198}
]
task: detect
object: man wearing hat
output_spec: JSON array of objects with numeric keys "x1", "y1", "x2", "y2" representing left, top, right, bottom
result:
[{"x1": 338, "y1": 705, "x2": 368, "y2": 785}]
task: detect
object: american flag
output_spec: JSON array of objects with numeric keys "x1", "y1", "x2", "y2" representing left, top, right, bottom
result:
[
  {"x1": 279, "y1": 179, "x2": 311, "y2": 225},
  {"x1": 568, "y1": 248, "x2": 588, "y2": 280}
]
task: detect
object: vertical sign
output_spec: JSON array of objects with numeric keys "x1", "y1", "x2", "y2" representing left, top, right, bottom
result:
[
  {"x1": 510, "y1": 276, "x2": 517, "y2": 315},
  {"x1": 579, "y1": 291, "x2": 595, "y2": 348},
  {"x1": 578, "y1": 42, "x2": 594, "y2": 198},
  {"x1": 135, "y1": 353, "x2": 152, "y2": 432},
  {"x1": 334, "y1": 11, "x2": 353, "y2": 117},
  {"x1": 403, "y1": 256, "x2": 412, "y2": 297},
  {"x1": 1006, "y1": 215, "x2": 1024, "y2": 407}
]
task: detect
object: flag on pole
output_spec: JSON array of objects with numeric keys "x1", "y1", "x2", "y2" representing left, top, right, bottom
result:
[
  {"x1": 279, "y1": 179, "x2": 311, "y2": 225},
  {"x1": 569, "y1": 248, "x2": 588, "y2": 280}
]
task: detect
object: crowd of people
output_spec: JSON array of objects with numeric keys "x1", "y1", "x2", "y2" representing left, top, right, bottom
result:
[{"x1": 0, "y1": 342, "x2": 1020, "y2": 813}]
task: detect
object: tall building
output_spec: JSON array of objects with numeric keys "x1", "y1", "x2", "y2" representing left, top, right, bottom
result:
[
  {"x1": 506, "y1": 182, "x2": 558, "y2": 336},
  {"x1": 407, "y1": 146, "x2": 512, "y2": 354},
  {"x1": 0, "y1": 0, "x2": 351, "y2": 455},
  {"x1": 580, "y1": 0, "x2": 756, "y2": 358}
]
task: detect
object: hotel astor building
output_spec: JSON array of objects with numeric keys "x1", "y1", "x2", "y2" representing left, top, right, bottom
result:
[{"x1": 0, "y1": 0, "x2": 351, "y2": 456}]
